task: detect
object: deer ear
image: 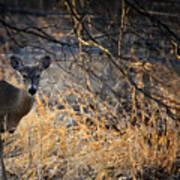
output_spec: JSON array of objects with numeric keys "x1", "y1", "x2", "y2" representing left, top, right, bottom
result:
[
  {"x1": 39, "y1": 56, "x2": 51, "y2": 70},
  {"x1": 10, "y1": 56, "x2": 24, "y2": 70}
]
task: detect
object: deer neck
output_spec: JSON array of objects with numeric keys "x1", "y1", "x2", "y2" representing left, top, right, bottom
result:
[{"x1": 16, "y1": 89, "x2": 35, "y2": 115}]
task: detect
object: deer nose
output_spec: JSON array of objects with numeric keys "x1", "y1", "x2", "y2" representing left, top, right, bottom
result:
[{"x1": 28, "y1": 87, "x2": 37, "y2": 95}]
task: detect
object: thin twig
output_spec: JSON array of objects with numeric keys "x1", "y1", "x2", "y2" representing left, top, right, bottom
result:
[{"x1": 0, "y1": 134, "x2": 7, "y2": 180}]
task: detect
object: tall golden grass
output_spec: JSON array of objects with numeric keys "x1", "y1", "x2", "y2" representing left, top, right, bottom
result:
[{"x1": 0, "y1": 56, "x2": 179, "y2": 179}]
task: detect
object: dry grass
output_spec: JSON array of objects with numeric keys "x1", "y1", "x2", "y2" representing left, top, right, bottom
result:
[{"x1": 0, "y1": 56, "x2": 180, "y2": 179}]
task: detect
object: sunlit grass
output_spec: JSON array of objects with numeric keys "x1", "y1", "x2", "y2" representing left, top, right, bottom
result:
[
  {"x1": 2, "y1": 87, "x2": 179, "y2": 179},
  {"x1": 1, "y1": 56, "x2": 179, "y2": 179}
]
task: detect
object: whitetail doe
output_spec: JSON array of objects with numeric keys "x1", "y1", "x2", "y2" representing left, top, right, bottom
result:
[{"x1": 0, "y1": 55, "x2": 51, "y2": 180}]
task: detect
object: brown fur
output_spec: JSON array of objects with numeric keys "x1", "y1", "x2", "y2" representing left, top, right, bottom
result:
[{"x1": 0, "y1": 80, "x2": 34, "y2": 133}]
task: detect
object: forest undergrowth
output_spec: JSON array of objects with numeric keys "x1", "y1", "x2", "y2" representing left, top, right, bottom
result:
[{"x1": 0, "y1": 55, "x2": 180, "y2": 180}]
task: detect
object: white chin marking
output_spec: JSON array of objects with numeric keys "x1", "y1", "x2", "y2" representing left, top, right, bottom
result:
[{"x1": 27, "y1": 92, "x2": 35, "y2": 97}]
